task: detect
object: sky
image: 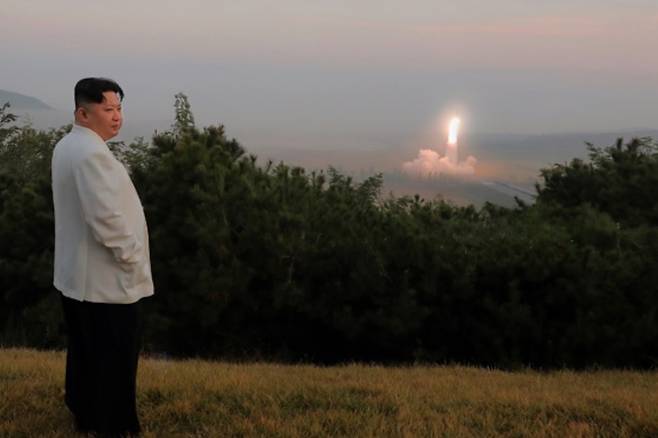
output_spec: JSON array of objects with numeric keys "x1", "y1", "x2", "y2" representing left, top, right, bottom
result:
[{"x1": 2, "y1": 0, "x2": 658, "y2": 152}]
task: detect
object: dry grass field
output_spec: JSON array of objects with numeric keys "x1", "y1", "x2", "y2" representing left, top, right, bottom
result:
[{"x1": 1, "y1": 348, "x2": 657, "y2": 437}]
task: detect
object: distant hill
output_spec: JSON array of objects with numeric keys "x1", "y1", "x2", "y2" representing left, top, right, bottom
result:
[{"x1": 0, "y1": 89, "x2": 52, "y2": 110}]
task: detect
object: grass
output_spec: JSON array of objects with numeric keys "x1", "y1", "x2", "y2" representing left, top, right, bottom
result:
[{"x1": 1, "y1": 348, "x2": 657, "y2": 437}]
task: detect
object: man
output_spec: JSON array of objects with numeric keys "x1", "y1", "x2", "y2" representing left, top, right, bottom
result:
[{"x1": 52, "y1": 77, "x2": 154, "y2": 436}]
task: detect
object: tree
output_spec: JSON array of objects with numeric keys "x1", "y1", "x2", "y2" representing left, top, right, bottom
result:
[
  {"x1": 0, "y1": 103, "x2": 63, "y2": 347},
  {"x1": 536, "y1": 137, "x2": 658, "y2": 226}
]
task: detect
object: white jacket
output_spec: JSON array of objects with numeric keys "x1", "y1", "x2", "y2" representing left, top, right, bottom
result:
[{"x1": 52, "y1": 124, "x2": 154, "y2": 303}]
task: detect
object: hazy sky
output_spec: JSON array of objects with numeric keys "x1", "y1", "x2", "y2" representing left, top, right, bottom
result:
[{"x1": 2, "y1": 0, "x2": 657, "y2": 150}]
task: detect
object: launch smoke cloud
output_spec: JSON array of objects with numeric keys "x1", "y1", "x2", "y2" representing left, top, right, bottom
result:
[{"x1": 403, "y1": 116, "x2": 477, "y2": 177}]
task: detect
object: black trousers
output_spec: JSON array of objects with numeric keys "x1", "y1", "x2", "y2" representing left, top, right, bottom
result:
[{"x1": 61, "y1": 294, "x2": 145, "y2": 436}]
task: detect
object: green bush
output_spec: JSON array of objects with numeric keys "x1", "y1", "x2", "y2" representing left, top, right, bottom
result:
[{"x1": 1, "y1": 98, "x2": 657, "y2": 368}]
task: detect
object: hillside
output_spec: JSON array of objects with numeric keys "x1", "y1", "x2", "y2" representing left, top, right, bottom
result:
[
  {"x1": 0, "y1": 89, "x2": 52, "y2": 110},
  {"x1": 1, "y1": 348, "x2": 657, "y2": 437}
]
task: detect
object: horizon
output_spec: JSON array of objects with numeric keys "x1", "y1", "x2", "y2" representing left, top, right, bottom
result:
[
  {"x1": 6, "y1": 90, "x2": 658, "y2": 151},
  {"x1": 8, "y1": 95, "x2": 655, "y2": 208}
]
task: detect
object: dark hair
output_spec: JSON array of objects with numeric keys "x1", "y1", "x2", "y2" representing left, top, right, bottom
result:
[{"x1": 74, "y1": 77, "x2": 124, "y2": 109}]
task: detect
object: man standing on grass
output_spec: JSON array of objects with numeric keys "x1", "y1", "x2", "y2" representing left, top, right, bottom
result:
[{"x1": 51, "y1": 77, "x2": 154, "y2": 436}]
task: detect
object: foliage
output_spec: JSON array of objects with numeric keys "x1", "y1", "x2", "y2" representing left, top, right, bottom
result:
[
  {"x1": 537, "y1": 137, "x2": 658, "y2": 226},
  {"x1": 1, "y1": 99, "x2": 657, "y2": 368},
  {"x1": 0, "y1": 103, "x2": 65, "y2": 347}
]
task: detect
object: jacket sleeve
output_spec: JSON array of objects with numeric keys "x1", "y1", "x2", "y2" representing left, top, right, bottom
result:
[{"x1": 74, "y1": 149, "x2": 143, "y2": 270}]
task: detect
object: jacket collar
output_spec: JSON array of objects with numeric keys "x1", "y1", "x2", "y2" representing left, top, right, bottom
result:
[{"x1": 72, "y1": 123, "x2": 106, "y2": 144}]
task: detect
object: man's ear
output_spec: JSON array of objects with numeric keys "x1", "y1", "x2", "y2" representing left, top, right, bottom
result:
[{"x1": 75, "y1": 106, "x2": 88, "y2": 120}]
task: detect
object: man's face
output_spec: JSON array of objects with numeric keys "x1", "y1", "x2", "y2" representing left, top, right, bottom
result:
[{"x1": 77, "y1": 91, "x2": 123, "y2": 141}]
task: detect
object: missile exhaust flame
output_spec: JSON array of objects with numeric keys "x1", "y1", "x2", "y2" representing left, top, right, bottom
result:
[
  {"x1": 402, "y1": 114, "x2": 476, "y2": 177},
  {"x1": 448, "y1": 117, "x2": 460, "y2": 145}
]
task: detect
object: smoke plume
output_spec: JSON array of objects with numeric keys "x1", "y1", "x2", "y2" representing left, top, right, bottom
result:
[
  {"x1": 402, "y1": 117, "x2": 476, "y2": 177},
  {"x1": 402, "y1": 148, "x2": 476, "y2": 177}
]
